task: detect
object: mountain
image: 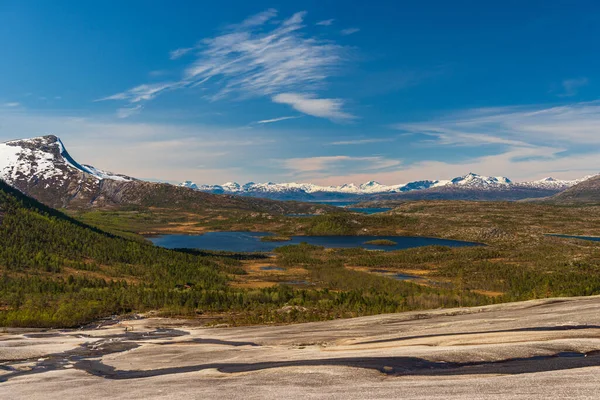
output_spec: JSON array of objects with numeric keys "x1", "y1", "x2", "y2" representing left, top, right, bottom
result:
[
  {"x1": 0, "y1": 135, "x2": 332, "y2": 215},
  {"x1": 180, "y1": 172, "x2": 594, "y2": 202},
  {"x1": 544, "y1": 175, "x2": 600, "y2": 204}
]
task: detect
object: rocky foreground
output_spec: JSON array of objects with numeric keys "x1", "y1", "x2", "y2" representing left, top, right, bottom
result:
[{"x1": 3, "y1": 296, "x2": 600, "y2": 399}]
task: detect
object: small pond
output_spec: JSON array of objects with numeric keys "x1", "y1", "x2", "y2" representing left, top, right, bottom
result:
[
  {"x1": 260, "y1": 266, "x2": 286, "y2": 271},
  {"x1": 546, "y1": 234, "x2": 600, "y2": 242}
]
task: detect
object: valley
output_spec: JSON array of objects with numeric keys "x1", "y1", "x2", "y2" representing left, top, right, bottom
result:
[
  {"x1": 5, "y1": 4, "x2": 600, "y2": 397},
  {"x1": 76, "y1": 200, "x2": 600, "y2": 309},
  {"x1": 1, "y1": 136, "x2": 600, "y2": 328},
  {"x1": 3, "y1": 135, "x2": 600, "y2": 396}
]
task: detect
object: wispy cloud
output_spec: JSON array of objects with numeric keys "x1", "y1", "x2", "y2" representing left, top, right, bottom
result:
[
  {"x1": 183, "y1": 11, "x2": 343, "y2": 100},
  {"x1": 282, "y1": 155, "x2": 401, "y2": 174},
  {"x1": 315, "y1": 144, "x2": 600, "y2": 186},
  {"x1": 169, "y1": 47, "x2": 194, "y2": 60},
  {"x1": 99, "y1": 10, "x2": 354, "y2": 121},
  {"x1": 340, "y1": 28, "x2": 360, "y2": 35},
  {"x1": 329, "y1": 138, "x2": 395, "y2": 145},
  {"x1": 395, "y1": 101, "x2": 600, "y2": 146},
  {"x1": 272, "y1": 93, "x2": 355, "y2": 121},
  {"x1": 382, "y1": 101, "x2": 600, "y2": 182},
  {"x1": 559, "y1": 77, "x2": 588, "y2": 97},
  {"x1": 116, "y1": 104, "x2": 143, "y2": 119},
  {"x1": 316, "y1": 19, "x2": 334, "y2": 26},
  {"x1": 97, "y1": 82, "x2": 181, "y2": 103},
  {"x1": 235, "y1": 8, "x2": 278, "y2": 28},
  {"x1": 255, "y1": 116, "x2": 302, "y2": 124},
  {"x1": 2, "y1": 102, "x2": 20, "y2": 107}
]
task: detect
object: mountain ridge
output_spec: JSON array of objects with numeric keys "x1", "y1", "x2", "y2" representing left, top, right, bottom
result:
[
  {"x1": 180, "y1": 172, "x2": 597, "y2": 201},
  {"x1": 543, "y1": 175, "x2": 600, "y2": 205},
  {"x1": 0, "y1": 135, "x2": 333, "y2": 214},
  {"x1": 2, "y1": 135, "x2": 597, "y2": 205}
]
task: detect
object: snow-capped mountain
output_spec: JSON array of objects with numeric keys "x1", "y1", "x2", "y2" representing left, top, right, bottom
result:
[
  {"x1": 180, "y1": 172, "x2": 596, "y2": 201},
  {"x1": 0, "y1": 135, "x2": 137, "y2": 208},
  {"x1": 449, "y1": 172, "x2": 511, "y2": 188},
  {"x1": 0, "y1": 135, "x2": 133, "y2": 186},
  {"x1": 518, "y1": 176, "x2": 597, "y2": 190}
]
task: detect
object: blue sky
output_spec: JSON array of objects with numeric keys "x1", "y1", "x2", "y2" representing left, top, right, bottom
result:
[{"x1": 1, "y1": 1, "x2": 600, "y2": 184}]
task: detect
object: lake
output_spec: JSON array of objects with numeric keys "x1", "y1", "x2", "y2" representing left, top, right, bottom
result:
[
  {"x1": 547, "y1": 234, "x2": 600, "y2": 242},
  {"x1": 149, "y1": 231, "x2": 481, "y2": 253},
  {"x1": 305, "y1": 201, "x2": 392, "y2": 215}
]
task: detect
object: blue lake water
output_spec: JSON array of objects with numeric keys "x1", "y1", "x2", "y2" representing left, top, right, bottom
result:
[
  {"x1": 369, "y1": 269, "x2": 419, "y2": 281},
  {"x1": 318, "y1": 201, "x2": 392, "y2": 214},
  {"x1": 547, "y1": 234, "x2": 600, "y2": 242},
  {"x1": 303, "y1": 201, "x2": 392, "y2": 215},
  {"x1": 149, "y1": 231, "x2": 481, "y2": 253},
  {"x1": 347, "y1": 207, "x2": 392, "y2": 214}
]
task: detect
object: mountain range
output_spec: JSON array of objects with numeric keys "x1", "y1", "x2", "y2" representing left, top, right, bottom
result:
[
  {"x1": 1, "y1": 135, "x2": 598, "y2": 207},
  {"x1": 0, "y1": 135, "x2": 332, "y2": 215},
  {"x1": 180, "y1": 173, "x2": 597, "y2": 201}
]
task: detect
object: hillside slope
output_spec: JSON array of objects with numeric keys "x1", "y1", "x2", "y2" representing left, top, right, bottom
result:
[
  {"x1": 544, "y1": 175, "x2": 600, "y2": 204},
  {"x1": 0, "y1": 180, "x2": 496, "y2": 329},
  {"x1": 0, "y1": 179, "x2": 231, "y2": 327}
]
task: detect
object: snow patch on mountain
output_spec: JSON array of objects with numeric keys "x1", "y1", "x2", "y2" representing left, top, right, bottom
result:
[
  {"x1": 181, "y1": 172, "x2": 598, "y2": 198},
  {"x1": 449, "y1": 172, "x2": 512, "y2": 188},
  {"x1": 0, "y1": 135, "x2": 133, "y2": 185}
]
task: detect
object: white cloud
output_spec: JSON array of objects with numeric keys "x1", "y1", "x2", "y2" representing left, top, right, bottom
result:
[
  {"x1": 183, "y1": 11, "x2": 344, "y2": 99},
  {"x1": 316, "y1": 19, "x2": 334, "y2": 26},
  {"x1": 255, "y1": 116, "x2": 301, "y2": 124},
  {"x1": 169, "y1": 47, "x2": 194, "y2": 60},
  {"x1": 559, "y1": 77, "x2": 588, "y2": 97},
  {"x1": 99, "y1": 9, "x2": 353, "y2": 121},
  {"x1": 312, "y1": 145, "x2": 600, "y2": 186},
  {"x1": 340, "y1": 28, "x2": 360, "y2": 35},
  {"x1": 282, "y1": 155, "x2": 401, "y2": 174},
  {"x1": 272, "y1": 93, "x2": 355, "y2": 120},
  {"x1": 395, "y1": 102, "x2": 600, "y2": 146},
  {"x1": 116, "y1": 105, "x2": 143, "y2": 119},
  {"x1": 97, "y1": 82, "x2": 180, "y2": 103},
  {"x1": 375, "y1": 101, "x2": 600, "y2": 184},
  {"x1": 2, "y1": 102, "x2": 20, "y2": 107},
  {"x1": 236, "y1": 8, "x2": 278, "y2": 28}
]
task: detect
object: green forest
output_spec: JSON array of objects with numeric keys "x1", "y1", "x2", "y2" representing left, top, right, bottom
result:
[
  {"x1": 0, "y1": 180, "x2": 490, "y2": 328},
  {"x1": 3, "y1": 179, "x2": 600, "y2": 328}
]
